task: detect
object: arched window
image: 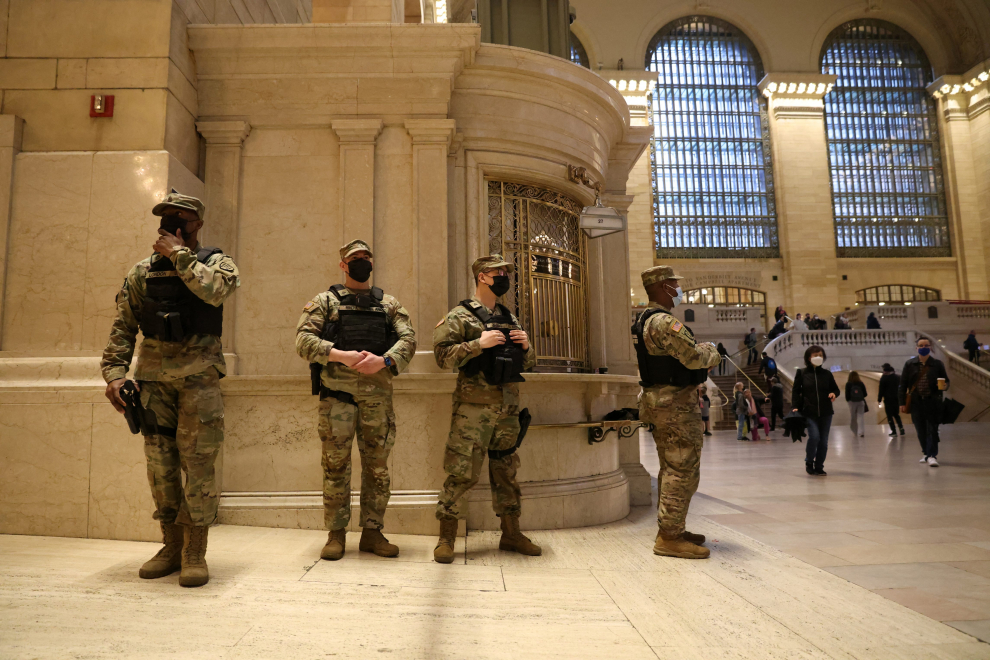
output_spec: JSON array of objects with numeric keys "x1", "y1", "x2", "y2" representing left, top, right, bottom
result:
[
  {"x1": 569, "y1": 31, "x2": 589, "y2": 68},
  {"x1": 856, "y1": 284, "x2": 940, "y2": 304},
  {"x1": 646, "y1": 16, "x2": 778, "y2": 259},
  {"x1": 821, "y1": 20, "x2": 949, "y2": 257}
]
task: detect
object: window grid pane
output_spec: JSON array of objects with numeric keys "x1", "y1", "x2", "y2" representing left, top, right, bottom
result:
[
  {"x1": 569, "y1": 31, "x2": 589, "y2": 68},
  {"x1": 646, "y1": 16, "x2": 779, "y2": 259},
  {"x1": 821, "y1": 20, "x2": 950, "y2": 257},
  {"x1": 856, "y1": 284, "x2": 940, "y2": 303}
]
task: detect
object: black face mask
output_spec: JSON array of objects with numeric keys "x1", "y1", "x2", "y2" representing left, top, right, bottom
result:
[
  {"x1": 488, "y1": 275, "x2": 511, "y2": 297},
  {"x1": 160, "y1": 215, "x2": 187, "y2": 237},
  {"x1": 348, "y1": 259, "x2": 373, "y2": 283}
]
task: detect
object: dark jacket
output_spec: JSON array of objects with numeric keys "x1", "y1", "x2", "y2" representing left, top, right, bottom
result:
[
  {"x1": 770, "y1": 382, "x2": 784, "y2": 409},
  {"x1": 866, "y1": 314, "x2": 881, "y2": 329},
  {"x1": 758, "y1": 355, "x2": 777, "y2": 375},
  {"x1": 898, "y1": 356, "x2": 949, "y2": 405},
  {"x1": 767, "y1": 320, "x2": 787, "y2": 340},
  {"x1": 791, "y1": 366, "x2": 841, "y2": 418},
  {"x1": 878, "y1": 373, "x2": 900, "y2": 404},
  {"x1": 964, "y1": 334, "x2": 979, "y2": 350},
  {"x1": 845, "y1": 381, "x2": 867, "y2": 402}
]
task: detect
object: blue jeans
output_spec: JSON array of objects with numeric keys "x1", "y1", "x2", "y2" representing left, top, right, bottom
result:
[
  {"x1": 736, "y1": 412, "x2": 748, "y2": 440},
  {"x1": 805, "y1": 415, "x2": 833, "y2": 469}
]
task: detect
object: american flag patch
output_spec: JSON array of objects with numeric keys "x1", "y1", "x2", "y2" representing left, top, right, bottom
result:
[
  {"x1": 303, "y1": 301, "x2": 315, "y2": 312},
  {"x1": 671, "y1": 321, "x2": 683, "y2": 333}
]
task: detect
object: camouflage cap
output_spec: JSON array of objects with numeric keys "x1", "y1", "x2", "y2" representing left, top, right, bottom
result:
[
  {"x1": 641, "y1": 265, "x2": 683, "y2": 287},
  {"x1": 340, "y1": 239, "x2": 373, "y2": 260},
  {"x1": 152, "y1": 191, "x2": 206, "y2": 220},
  {"x1": 471, "y1": 254, "x2": 514, "y2": 278}
]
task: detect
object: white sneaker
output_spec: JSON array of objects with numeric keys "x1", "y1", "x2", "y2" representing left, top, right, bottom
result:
[
  {"x1": 928, "y1": 456, "x2": 939, "y2": 467},
  {"x1": 919, "y1": 455, "x2": 928, "y2": 463}
]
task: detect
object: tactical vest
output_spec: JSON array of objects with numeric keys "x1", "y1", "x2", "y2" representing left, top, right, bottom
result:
[
  {"x1": 632, "y1": 308, "x2": 708, "y2": 388},
  {"x1": 458, "y1": 299, "x2": 526, "y2": 386},
  {"x1": 326, "y1": 284, "x2": 397, "y2": 356},
  {"x1": 138, "y1": 247, "x2": 224, "y2": 342}
]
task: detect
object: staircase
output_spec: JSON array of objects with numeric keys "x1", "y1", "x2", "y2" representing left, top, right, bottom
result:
[{"x1": 709, "y1": 356, "x2": 773, "y2": 431}]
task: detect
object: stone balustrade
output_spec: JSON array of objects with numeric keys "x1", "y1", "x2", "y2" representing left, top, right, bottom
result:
[{"x1": 847, "y1": 303, "x2": 990, "y2": 348}]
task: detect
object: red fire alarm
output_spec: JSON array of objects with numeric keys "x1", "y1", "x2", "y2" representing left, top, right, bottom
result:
[{"x1": 90, "y1": 94, "x2": 114, "y2": 118}]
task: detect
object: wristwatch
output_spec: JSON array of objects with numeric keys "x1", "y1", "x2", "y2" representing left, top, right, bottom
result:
[{"x1": 383, "y1": 356, "x2": 394, "y2": 369}]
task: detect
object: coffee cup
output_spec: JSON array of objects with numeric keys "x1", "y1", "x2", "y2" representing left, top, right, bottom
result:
[{"x1": 937, "y1": 377, "x2": 947, "y2": 390}]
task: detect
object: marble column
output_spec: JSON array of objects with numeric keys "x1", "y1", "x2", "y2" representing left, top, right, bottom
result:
[
  {"x1": 0, "y1": 115, "x2": 23, "y2": 349},
  {"x1": 759, "y1": 74, "x2": 840, "y2": 315},
  {"x1": 195, "y1": 120, "x2": 250, "y2": 367},
  {"x1": 405, "y1": 119, "x2": 456, "y2": 372},
  {"x1": 331, "y1": 119, "x2": 383, "y2": 260}
]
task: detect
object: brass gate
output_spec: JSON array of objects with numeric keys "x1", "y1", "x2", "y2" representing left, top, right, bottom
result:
[{"x1": 487, "y1": 180, "x2": 590, "y2": 373}]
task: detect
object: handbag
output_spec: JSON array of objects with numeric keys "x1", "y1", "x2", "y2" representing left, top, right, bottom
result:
[
  {"x1": 864, "y1": 401, "x2": 869, "y2": 413},
  {"x1": 904, "y1": 387, "x2": 914, "y2": 415}
]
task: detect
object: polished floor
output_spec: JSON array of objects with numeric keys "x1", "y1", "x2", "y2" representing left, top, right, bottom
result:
[
  {"x1": 679, "y1": 421, "x2": 990, "y2": 647},
  {"x1": 1, "y1": 425, "x2": 988, "y2": 659}
]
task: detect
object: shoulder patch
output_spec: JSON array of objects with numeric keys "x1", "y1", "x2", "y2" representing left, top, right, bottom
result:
[
  {"x1": 218, "y1": 258, "x2": 235, "y2": 273},
  {"x1": 671, "y1": 320, "x2": 683, "y2": 333},
  {"x1": 303, "y1": 301, "x2": 316, "y2": 312}
]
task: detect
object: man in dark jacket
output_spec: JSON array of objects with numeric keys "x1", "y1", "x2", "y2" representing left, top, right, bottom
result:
[
  {"x1": 878, "y1": 363, "x2": 904, "y2": 437},
  {"x1": 899, "y1": 337, "x2": 949, "y2": 466},
  {"x1": 867, "y1": 312, "x2": 881, "y2": 329},
  {"x1": 769, "y1": 377, "x2": 784, "y2": 431},
  {"x1": 964, "y1": 332, "x2": 979, "y2": 364},
  {"x1": 758, "y1": 351, "x2": 777, "y2": 389}
]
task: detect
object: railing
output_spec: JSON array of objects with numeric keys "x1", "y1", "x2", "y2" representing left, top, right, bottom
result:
[
  {"x1": 714, "y1": 308, "x2": 750, "y2": 323},
  {"x1": 920, "y1": 331, "x2": 990, "y2": 420},
  {"x1": 956, "y1": 305, "x2": 990, "y2": 319},
  {"x1": 796, "y1": 329, "x2": 910, "y2": 347}
]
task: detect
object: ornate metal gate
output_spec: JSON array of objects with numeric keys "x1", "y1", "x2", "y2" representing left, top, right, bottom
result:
[{"x1": 487, "y1": 180, "x2": 590, "y2": 373}]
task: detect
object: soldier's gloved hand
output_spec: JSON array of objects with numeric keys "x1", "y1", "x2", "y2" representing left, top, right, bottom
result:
[
  {"x1": 352, "y1": 351, "x2": 386, "y2": 374},
  {"x1": 479, "y1": 330, "x2": 506, "y2": 349},
  {"x1": 508, "y1": 329, "x2": 530, "y2": 350},
  {"x1": 105, "y1": 378, "x2": 137, "y2": 414}
]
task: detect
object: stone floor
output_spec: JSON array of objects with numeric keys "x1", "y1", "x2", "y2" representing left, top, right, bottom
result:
[
  {"x1": 677, "y1": 421, "x2": 990, "y2": 647},
  {"x1": 1, "y1": 423, "x2": 988, "y2": 659}
]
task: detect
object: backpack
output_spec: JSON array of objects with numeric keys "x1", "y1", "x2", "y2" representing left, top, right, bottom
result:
[{"x1": 767, "y1": 358, "x2": 776, "y2": 371}]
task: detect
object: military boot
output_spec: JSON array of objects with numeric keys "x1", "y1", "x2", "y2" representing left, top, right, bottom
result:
[
  {"x1": 138, "y1": 522, "x2": 183, "y2": 579},
  {"x1": 320, "y1": 528, "x2": 346, "y2": 561},
  {"x1": 434, "y1": 518, "x2": 458, "y2": 564},
  {"x1": 498, "y1": 514, "x2": 542, "y2": 556},
  {"x1": 654, "y1": 533, "x2": 710, "y2": 559},
  {"x1": 682, "y1": 530, "x2": 706, "y2": 545},
  {"x1": 179, "y1": 525, "x2": 210, "y2": 587},
  {"x1": 359, "y1": 528, "x2": 399, "y2": 558}
]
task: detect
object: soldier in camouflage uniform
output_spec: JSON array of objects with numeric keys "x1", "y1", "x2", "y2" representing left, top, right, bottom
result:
[
  {"x1": 101, "y1": 192, "x2": 240, "y2": 587},
  {"x1": 295, "y1": 239, "x2": 416, "y2": 561},
  {"x1": 431, "y1": 255, "x2": 543, "y2": 563},
  {"x1": 635, "y1": 265, "x2": 721, "y2": 559}
]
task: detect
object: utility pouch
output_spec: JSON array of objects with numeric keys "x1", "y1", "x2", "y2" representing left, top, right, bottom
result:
[
  {"x1": 119, "y1": 381, "x2": 143, "y2": 435},
  {"x1": 310, "y1": 362, "x2": 323, "y2": 396},
  {"x1": 488, "y1": 407, "x2": 531, "y2": 459},
  {"x1": 156, "y1": 311, "x2": 185, "y2": 343}
]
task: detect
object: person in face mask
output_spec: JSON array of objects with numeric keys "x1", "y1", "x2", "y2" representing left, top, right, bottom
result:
[
  {"x1": 295, "y1": 239, "x2": 418, "y2": 562},
  {"x1": 791, "y1": 345, "x2": 840, "y2": 475},
  {"x1": 431, "y1": 255, "x2": 541, "y2": 563},
  {"x1": 633, "y1": 266, "x2": 720, "y2": 560},
  {"x1": 898, "y1": 337, "x2": 949, "y2": 467}
]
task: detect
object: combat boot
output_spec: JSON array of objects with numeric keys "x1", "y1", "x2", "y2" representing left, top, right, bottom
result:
[
  {"x1": 654, "y1": 533, "x2": 710, "y2": 559},
  {"x1": 434, "y1": 518, "x2": 458, "y2": 564},
  {"x1": 179, "y1": 525, "x2": 210, "y2": 587},
  {"x1": 359, "y1": 528, "x2": 399, "y2": 558},
  {"x1": 320, "y1": 528, "x2": 346, "y2": 561},
  {"x1": 682, "y1": 530, "x2": 706, "y2": 545},
  {"x1": 138, "y1": 522, "x2": 183, "y2": 579},
  {"x1": 498, "y1": 514, "x2": 542, "y2": 556}
]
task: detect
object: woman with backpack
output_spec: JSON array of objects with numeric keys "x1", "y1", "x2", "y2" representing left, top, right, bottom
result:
[
  {"x1": 791, "y1": 345, "x2": 841, "y2": 475},
  {"x1": 845, "y1": 371, "x2": 868, "y2": 437}
]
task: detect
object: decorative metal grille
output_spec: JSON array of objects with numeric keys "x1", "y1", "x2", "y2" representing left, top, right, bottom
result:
[
  {"x1": 646, "y1": 16, "x2": 779, "y2": 259},
  {"x1": 569, "y1": 31, "x2": 589, "y2": 68},
  {"x1": 856, "y1": 285, "x2": 940, "y2": 303},
  {"x1": 821, "y1": 20, "x2": 950, "y2": 257},
  {"x1": 487, "y1": 180, "x2": 590, "y2": 373}
]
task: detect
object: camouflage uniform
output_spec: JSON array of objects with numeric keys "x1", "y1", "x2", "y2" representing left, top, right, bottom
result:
[
  {"x1": 295, "y1": 241, "x2": 416, "y2": 532},
  {"x1": 433, "y1": 262, "x2": 537, "y2": 521},
  {"x1": 100, "y1": 193, "x2": 240, "y2": 528},
  {"x1": 638, "y1": 267, "x2": 720, "y2": 541}
]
